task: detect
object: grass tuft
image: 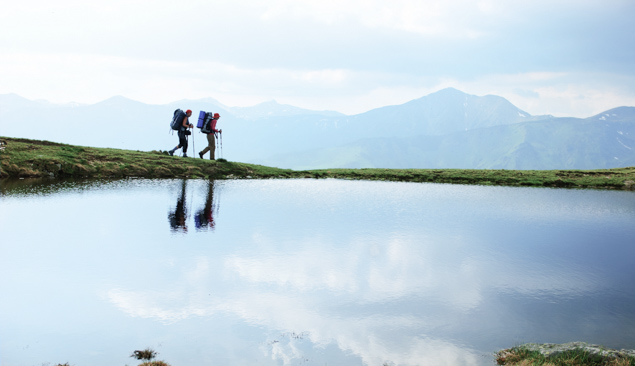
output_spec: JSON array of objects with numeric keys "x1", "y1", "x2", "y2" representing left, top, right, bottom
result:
[{"x1": 131, "y1": 348, "x2": 158, "y2": 360}]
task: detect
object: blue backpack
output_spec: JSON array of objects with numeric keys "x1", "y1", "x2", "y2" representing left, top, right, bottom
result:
[
  {"x1": 197, "y1": 111, "x2": 215, "y2": 134},
  {"x1": 170, "y1": 109, "x2": 186, "y2": 130}
]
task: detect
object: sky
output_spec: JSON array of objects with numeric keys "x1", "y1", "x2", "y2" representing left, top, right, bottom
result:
[{"x1": 2, "y1": 0, "x2": 635, "y2": 117}]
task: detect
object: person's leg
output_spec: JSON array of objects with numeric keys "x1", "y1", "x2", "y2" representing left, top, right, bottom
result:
[
  {"x1": 182, "y1": 136, "x2": 188, "y2": 157},
  {"x1": 200, "y1": 133, "x2": 213, "y2": 158},
  {"x1": 176, "y1": 131, "x2": 188, "y2": 157},
  {"x1": 169, "y1": 141, "x2": 181, "y2": 156}
]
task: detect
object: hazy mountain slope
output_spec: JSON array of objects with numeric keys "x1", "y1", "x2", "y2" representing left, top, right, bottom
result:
[
  {"x1": 258, "y1": 113, "x2": 635, "y2": 170},
  {"x1": 1, "y1": 88, "x2": 533, "y2": 159},
  {"x1": 0, "y1": 95, "x2": 337, "y2": 161},
  {"x1": 218, "y1": 88, "x2": 538, "y2": 158},
  {"x1": 2, "y1": 91, "x2": 634, "y2": 170},
  {"x1": 336, "y1": 87, "x2": 538, "y2": 139}
]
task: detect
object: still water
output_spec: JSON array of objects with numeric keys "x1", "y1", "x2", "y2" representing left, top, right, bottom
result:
[{"x1": 1, "y1": 178, "x2": 634, "y2": 366}]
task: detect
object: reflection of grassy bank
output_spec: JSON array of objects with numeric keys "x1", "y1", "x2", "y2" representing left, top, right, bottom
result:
[
  {"x1": 1, "y1": 136, "x2": 635, "y2": 190},
  {"x1": 497, "y1": 344, "x2": 635, "y2": 365},
  {"x1": 47, "y1": 348, "x2": 170, "y2": 366}
]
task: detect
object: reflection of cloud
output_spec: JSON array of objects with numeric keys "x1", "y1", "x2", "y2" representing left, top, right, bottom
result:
[
  {"x1": 106, "y1": 288, "x2": 218, "y2": 323},
  {"x1": 105, "y1": 231, "x2": 601, "y2": 365},
  {"x1": 261, "y1": 329, "x2": 481, "y2": 366},
  {"x1": 225, "y1": 233, "x2": 598, "y2": 309}
]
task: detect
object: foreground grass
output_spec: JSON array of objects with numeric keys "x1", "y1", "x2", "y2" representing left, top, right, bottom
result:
[
  {"x1": 1, "y1": 136, "x2": 635, "y2": 190},
  {"x1": 496, "y1": 345, "x2": 635, "y2": 366}
]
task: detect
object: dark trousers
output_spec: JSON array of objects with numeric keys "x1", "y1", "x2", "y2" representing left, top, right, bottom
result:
[{"x1": 178, "y1": 130, "x2": 188, "y2": 153}]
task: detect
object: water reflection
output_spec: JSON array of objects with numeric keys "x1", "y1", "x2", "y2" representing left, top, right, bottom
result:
[
  {"x1": 167, "y1": 179, "x2": 220, "y2": 233},
  {"x1": 168, "y1": 180, "x2": 189, "y2": 232},
  {"x1": 194, "y1": 180, "x2": 219, "y2": 231},
  {"x1": 1, "y1": 178, "x2": 635, "y2": 366}
]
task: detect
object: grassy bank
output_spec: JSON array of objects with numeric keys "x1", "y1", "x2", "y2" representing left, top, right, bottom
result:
[
  {"x1": 1, "y1": 136, "x2": 635, "y2": 190},
  {"x1": 496, "y1": 344, "x2": 635, "y2": 366}
]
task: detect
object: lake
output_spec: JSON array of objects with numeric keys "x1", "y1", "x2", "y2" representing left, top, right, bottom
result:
[{"x1": 1, "y1": 178, "x2": 634, "y2": 366}]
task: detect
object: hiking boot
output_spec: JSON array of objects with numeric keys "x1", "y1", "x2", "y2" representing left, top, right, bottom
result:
[
  {"x1": 199, "y1": 152, "x2": 204, "y2": 159},
  {"x1": 183, "y1": 154, "x2": 188, "y2": 158},
  {"x1": 168, "y1": 150, "x2": 174, "y2": 156}
]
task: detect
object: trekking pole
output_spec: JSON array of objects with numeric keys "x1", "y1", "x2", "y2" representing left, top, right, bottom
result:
[
  {"x1": 191, "y1": 127, "x2": 195, "y2": 156},
  {"x1": 220, "y1": 131, "x2": 223, "y2": 159}
]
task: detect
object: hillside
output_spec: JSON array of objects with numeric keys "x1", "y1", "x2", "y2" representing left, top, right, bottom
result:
[
  {"x1": 259, "y1": 113, "x2": 635, "y2": 170},
  {"x1": 1, "y1": 137, "x2": 635, "y2": 191}
]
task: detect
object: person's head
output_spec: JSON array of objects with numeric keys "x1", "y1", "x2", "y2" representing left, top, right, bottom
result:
[
  {"x1": 186, "y1": 110, "x2": 192, "y2": 116},
  {"x1": 213, "y1": 113, "x2": 220, "y2": 119}
]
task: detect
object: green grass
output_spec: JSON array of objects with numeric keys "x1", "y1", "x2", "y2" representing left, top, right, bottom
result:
[
  {"x1": 496, "y1": 345, "x2": 635, "y2": 366},
  {"x1": 1, "y1": 136, "x2": 635, "y2": 190}
]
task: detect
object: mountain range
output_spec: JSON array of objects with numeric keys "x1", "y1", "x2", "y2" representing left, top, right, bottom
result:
[{"x1": 1, "y1": 88, "x2": 634, "y2": 170}]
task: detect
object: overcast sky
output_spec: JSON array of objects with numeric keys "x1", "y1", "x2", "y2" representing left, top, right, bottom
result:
[{"x1": 2, "y1": 0, "x2": 635, "y2": 116}]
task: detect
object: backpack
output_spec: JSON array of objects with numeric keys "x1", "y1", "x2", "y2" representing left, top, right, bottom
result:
[
  {"x1": 196, "y1": 110, "x2": 206, "y2": 129},
  {"x1": 170, "y1": 109, "x2": 186, "y2": 130},
  {"x1": 197, "y1": 111, "x2": 215, "y2": 134}
]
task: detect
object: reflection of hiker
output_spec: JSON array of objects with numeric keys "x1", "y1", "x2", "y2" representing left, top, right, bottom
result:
[
  {"x1": 198, "y1": 113, "x2": 221, "y2": 160},
  {"x1": 169, "y1": 109, "x2": 194, "y2": 157},
  {"x1": 195, "y1": 180, "x2": 218, "y2": 231},
  {"x1": 168, "y1": 180, "x2": 189, "y2": 232}
]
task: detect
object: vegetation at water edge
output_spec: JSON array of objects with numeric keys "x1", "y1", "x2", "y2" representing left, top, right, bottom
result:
[
  {"x1": 497, "y1": 344, "x2": 635, "y2": 366},
  {"x1": 1, "y1": 136, "x2": 634, "y2": 190}
]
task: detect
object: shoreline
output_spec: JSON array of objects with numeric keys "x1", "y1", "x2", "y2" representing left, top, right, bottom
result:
[{"x1": 1, "y1": 136, "x2": 635, "y2": 190}]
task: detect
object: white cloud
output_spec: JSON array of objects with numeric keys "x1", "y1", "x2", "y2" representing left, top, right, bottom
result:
[
  {"x1": 259, "y1": 0, "x2": 493, "y2": 38},
  {"x1": 2, "y1": 0, "x2": 635, "y2": 116}
]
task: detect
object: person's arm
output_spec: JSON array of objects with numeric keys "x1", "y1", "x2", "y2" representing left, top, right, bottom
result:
[{"x1": 182, "y1": 116, "x2": 192, "y2": 128}]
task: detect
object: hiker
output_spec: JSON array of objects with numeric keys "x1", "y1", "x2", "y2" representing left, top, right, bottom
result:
[
  {"x1": 198, "y1": 113, "x2": 222, "y2": 160},
  {"x1": 169, "y1": 109, "x2": 194, "y2": 157}
]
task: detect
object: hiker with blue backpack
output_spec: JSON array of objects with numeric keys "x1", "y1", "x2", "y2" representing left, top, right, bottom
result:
[
  {"x1": 198, "y1": 113, "x2": 221, "y2": 160},
  {"x1": 168, "y1": 109, "x2": 194, "y2": 157}
]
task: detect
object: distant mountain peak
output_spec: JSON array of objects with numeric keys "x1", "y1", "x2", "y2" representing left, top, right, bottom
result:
[
  {"x1": 433, "y1": 87, "x2": 466, "y2": 95},
  {"x1": 589, "y1": 106, "x2": 635, "y2": 123}
]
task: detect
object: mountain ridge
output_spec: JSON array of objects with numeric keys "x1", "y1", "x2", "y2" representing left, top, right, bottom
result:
[{"x1": 1, "y1": 89, "x2": 634, "y2": 170}]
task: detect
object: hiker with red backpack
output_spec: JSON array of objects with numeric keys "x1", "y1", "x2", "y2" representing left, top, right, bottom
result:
[
  {"x1": 198, "y1": 113, "x2": 221, "y2": 160},
  {"x1": 168, "y1": 109, "x2": 194, "y2": 157}
]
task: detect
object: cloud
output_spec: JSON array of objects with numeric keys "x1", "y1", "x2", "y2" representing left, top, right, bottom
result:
[
  {"x1": 259, "y1": 0, "x2": 491, "y2": 38},
  {"x1": 2, "y1": 0, "x2": 635, "y2": 116}
]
